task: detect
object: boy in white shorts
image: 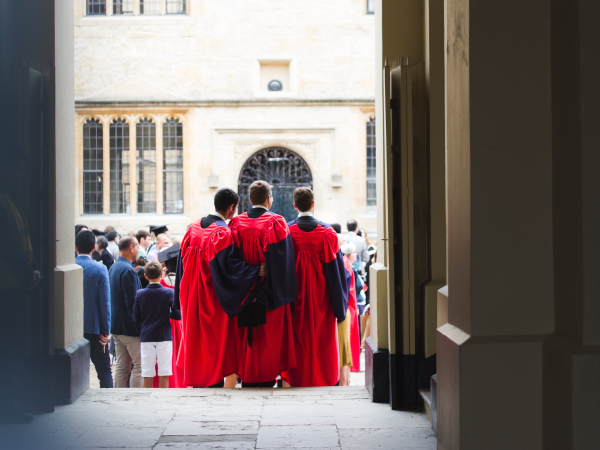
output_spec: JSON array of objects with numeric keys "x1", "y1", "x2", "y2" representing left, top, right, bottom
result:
[{"x1": 133, "y1": 261, "x2": 176, "y2": 388}]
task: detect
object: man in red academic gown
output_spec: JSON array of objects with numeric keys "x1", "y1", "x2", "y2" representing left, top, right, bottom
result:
[
  {"x1": 282, "y1": 188, "x2": 349, "y2": 387},
  {"x1": 228, "y1": 180, "x2": 298, "y2": 387},
  {"x1": 173, "y1": 188, "x2": 265, "y2": 387}
]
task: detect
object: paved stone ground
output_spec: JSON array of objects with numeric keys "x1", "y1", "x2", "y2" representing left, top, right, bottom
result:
[
  {"x1": 0, "y1": 386, "x2": 435, "y2": 449},
  {"x1": 89, "y1": 353, "x2": 367, "y2": 389}
]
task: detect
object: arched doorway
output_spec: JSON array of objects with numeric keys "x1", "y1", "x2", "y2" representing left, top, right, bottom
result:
[{"x1": 238, "y1": 147, "x2": 312, "y2": 222}]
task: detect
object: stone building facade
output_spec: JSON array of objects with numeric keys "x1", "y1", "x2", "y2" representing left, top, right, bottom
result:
[{"x1": 74, "y1": 0, "x2": 376, "y2": 237}]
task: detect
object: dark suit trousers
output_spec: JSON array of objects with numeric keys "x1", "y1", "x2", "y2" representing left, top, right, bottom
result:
[{"x1": 85, "y1": 333, "x2": 114, "y2": 388}]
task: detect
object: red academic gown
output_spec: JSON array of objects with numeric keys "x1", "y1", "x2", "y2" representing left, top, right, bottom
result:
[
  {"x1": 173, "y1": 215, "x2": 262, "y2": 387},
  {"x1": 344, "y1": 256, "x2": 361, "y2": 372},
  {"x1": 282, "y1": 216, "x2": 349, "y2": 387},
  {"x1": 228, "y1": 208, "x2": 298, "y2": 384},
  {"x1": 152, "y1": 278, "x2": 185, "y2": 388}
]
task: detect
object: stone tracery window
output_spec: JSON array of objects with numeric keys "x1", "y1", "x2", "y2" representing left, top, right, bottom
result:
[
  {"x1": 113, "y1": 0, "x2": 134, "y2": 15},
  {"x1": 140, "y1": 0, "x2": 161, "y2": 15},
  {"x1": 136, "y1": 118, "x2": 157, "y2": 213},
  {"x1": 81, "y1": 113, "x2": 186, "y2": 216},
  {"x1": 367, "y1": 117, "x2": 376, "y2": 206},
  {"x1": 166, "y1": 0, "x2": 186, "y2": 14},
  {"x1": 163, "y1": 118, "x2": 184, "y2": 214},
  {"x1": 109, "y1": 119, "x2": 131, "y2": 214},
  {"x1": 86, "y1": 0, "x2": 106, "y2": 15},
  {"x1": 83, "y1": 119, "x2": 104, "y2": 214}
]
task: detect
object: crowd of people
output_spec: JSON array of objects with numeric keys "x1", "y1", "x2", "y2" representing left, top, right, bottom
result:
[{"x1": 75, "y1": 181, "x2": 376, "y2": 389}]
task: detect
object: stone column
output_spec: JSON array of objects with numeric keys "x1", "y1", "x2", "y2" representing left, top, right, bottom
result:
[
  {"x1": 54, "y1": 0, "x2": 88, "y2": 405},
  {"x1": 542, "y1": 1, "x2": 600, "y2": 449},
  {"x1": 438, "y1": 0, "x2": 554, "y2": 448}
]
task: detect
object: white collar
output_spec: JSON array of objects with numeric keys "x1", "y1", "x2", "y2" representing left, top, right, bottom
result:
[
  {"x1": 252, "y1": 205, "x2": 268, "y2": 210},
  {"x1": 347, "y1": 231, "x2": 357, "y2": 236},
  {"x1": 210, "y1": 211, "x2": 226, "y2": 221},
  {"x1": 298, "y1": 211, "x2": 314, "y2": 217}
]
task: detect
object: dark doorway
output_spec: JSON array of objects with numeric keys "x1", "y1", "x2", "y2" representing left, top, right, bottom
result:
[{"x1": 238, "y1": 147, "x2": 312, "y2": 222}]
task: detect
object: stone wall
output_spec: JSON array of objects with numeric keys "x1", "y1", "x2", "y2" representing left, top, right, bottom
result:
[{"x1": 74, "y1": 0, "x2": 377, "y2": 237}]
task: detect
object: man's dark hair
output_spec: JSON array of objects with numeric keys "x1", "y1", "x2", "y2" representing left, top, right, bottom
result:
[
  {"x1": 76, "y1": 230, "x2": 96, "y2": 254},
  {"x1": 214, "y1": 188, "x2": 239, "y2": 213},
  {"x1": 96, "y1": 236, "x2": 109, "y2": 250},
  {"x1": 118, "y1": 235, "x2": 137, "y2": 252},
  {"x1": 293, "y1": 187, "x2": 314, "y2": 212},
  {"x1": 248, "y1": 180, "x2": 272, "y2": 205},
  {"x1": 106, "y1": 230, "x2": 118, "y2": 242},
  {"x1": 330, "y1": 223, "x2": 342, "y2": 234},
  {"x1": 347, "y1": 220, "x2": 358, "y2": 232},
  {"x1": 136, "y1": 229, "x2": 150, "y2": 243},
  {"x1": 144, "y1": 261, "x2": 162, "y2": 280},
  {"x1": 75, "y1": 224, "x2": 88, "y2": 235}
]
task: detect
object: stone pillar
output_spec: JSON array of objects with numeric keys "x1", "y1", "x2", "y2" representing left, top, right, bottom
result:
[
  {"x1": 54, "y1": 0, "x2": 89, "y2": 405},
  {"x1": 543, "y1": 1, "x2": 600, "y2": 449},
  {"x1": 439, "y1": 0, "x2": 554, "y2": 448}
]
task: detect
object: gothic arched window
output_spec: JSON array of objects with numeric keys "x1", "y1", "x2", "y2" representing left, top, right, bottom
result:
[
  {"x1": 83, "y1": 119, "x2": 103, "y2": 214},
  {"x1": 163, "y1": 118, "x2": 184, "y2": 214},
  {"x1": 136, "y1": 118, "x2": 157, "y2": 213},
  {"x1": 367, "y1": 117, "x2": 376, "y2": 206},
  {"x1": 109, "y1": 119, "x2": 130, "y2": 214}
]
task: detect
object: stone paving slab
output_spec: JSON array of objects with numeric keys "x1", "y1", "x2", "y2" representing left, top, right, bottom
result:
[
  {"x1": 256, "y1": 425, "x2": 340, "y2": 448},
  {"x1": 0, "y1": 386, "x2": 436, "y2": 449},
  {"x1": 163, "y1": 420, "x2": 260, "y2": 436},
  {"x1": 339, "y1": 428, "x2": 437, "y2": 450}
]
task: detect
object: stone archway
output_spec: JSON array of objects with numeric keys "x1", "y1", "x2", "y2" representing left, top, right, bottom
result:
[{"x1": 238, "y1": 147, "x2": 312, "y2": 222}]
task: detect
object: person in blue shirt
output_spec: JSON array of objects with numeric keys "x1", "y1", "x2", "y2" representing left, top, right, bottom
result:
[
  {"x1": 109, "y1": 235, "x2": 142, "y2": 388},
  {"x1": 75, "y1": 229, "x2": 113, "y2": 388}
]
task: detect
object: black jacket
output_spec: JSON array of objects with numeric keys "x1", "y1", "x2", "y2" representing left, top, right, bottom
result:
[
  {"x1": 132, "y1": 283, "x2": 174, "y2": 342},
  {"x1": 93, "y1": 248, "x2": 115, "y2": 271},
  {"x1": 109, "y1": 257, "x2": 142, "y2": 336}
]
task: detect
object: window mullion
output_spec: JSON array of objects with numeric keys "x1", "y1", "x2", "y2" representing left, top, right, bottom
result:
[
  {"x1": 156, "y1": 117, "x2": 164, "y2": 215},
  {"x1": 129, "y1": 120, "x2": 137, "y2": 215},
  {"x1": 102, "y1": 119, "x2": 110, "y2": 215}
]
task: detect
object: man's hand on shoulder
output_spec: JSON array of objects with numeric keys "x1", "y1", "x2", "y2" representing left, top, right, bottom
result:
[{"x1": 259, "y1": 263, "x2": 267, "y2": 277}]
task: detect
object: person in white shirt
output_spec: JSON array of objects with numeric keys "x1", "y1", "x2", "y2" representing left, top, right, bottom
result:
[
  {"x1": 147, "y1": 234, "x2": 171, "y2": 262},
  {"x1": 345, "y1": 220, "x2": 368, "y2": 265},
  {"x1": 136, "y1": 230, "x2": 153, "y2": 260},
  {"x1": 106, "y1": 230, "x2": 120, "y2": 261}
]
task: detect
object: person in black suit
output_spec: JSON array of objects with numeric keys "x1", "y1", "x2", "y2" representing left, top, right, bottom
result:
[
  {"x1": 132, "y1": 260, "x2": 178, "y2": 388},
  {"x1": 93, "y1": 235, "x2": 115, "y2": 271}
]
